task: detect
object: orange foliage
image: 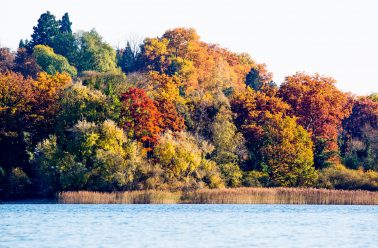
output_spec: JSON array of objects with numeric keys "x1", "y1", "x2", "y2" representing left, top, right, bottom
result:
[{"x1": 278, "y1": 73, "x2": 352, "y2": 153}]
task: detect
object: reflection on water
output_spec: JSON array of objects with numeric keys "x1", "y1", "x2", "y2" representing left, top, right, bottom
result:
[{"x1": 0, "y1": 204, "x2": 377, "y2": 248}]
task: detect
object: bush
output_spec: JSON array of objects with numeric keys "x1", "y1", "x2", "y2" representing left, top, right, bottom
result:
[
  {"x1": 242, "y1": 171, "x2": 270, "y2": 187},
  {"x1": 318, "y1": 164, "x2": 378, "y2": 191}
]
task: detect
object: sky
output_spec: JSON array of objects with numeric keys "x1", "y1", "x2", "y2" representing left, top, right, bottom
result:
[{"x1": 1, "y1": 0, "x2": 377, "y2": 95}]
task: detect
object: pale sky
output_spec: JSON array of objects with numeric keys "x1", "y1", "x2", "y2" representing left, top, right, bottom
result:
[{"x1": 1, "y1": 0, "x2": 377, "y2": 95}]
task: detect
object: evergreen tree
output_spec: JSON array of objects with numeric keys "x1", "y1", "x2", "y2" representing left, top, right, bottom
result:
[
  {"x1": 59, "y1": 13, "x2": 72, "y2": 34},
  {"x1": 29, "y1": 11, "x2": 60, "y2": 50}
]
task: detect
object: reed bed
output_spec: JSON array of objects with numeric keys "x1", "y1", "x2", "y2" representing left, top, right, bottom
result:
[{"x1": 58, "y1": 187, "x2": 378, "y2": 205}]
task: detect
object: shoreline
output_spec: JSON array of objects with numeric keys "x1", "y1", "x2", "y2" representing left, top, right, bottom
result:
[{"x1": 56, "y1": 187, "x2": 378, "y2": 205}]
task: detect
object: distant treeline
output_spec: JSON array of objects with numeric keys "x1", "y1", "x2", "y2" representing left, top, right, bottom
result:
[{"x1": 0, "y1": 11, "x2": 377, "y2": 199}]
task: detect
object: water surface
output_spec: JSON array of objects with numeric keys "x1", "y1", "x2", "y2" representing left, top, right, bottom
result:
[{"x1": 1, "y1": 204, "x2": 377, "y2": 247}]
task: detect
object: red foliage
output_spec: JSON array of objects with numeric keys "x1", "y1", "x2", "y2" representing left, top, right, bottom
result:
[
  {"x1": 278, "y1": 73, "x2": 352, "y2": 154},
  {"x1": 120, "y1": 87, "x2": 162, "y2": 147}
]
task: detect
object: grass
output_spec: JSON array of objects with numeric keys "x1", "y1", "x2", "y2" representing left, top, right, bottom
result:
[{"x1": 58, "y1": 187, "x2": 378, "y2": 205}]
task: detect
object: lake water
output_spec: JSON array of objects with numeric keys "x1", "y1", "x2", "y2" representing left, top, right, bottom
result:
[{"x1": 0, "y1": 204, "x2": 377, "y2": 248}]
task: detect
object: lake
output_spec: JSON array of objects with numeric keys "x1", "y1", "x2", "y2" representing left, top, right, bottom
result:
[{"x1": 1, "y1": 204, "x2": 377, "y2": 247}]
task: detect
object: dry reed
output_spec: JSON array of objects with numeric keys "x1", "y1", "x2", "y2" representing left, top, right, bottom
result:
[{"x1": 58, "y1": 187, "x2": 378, "y2": 205}]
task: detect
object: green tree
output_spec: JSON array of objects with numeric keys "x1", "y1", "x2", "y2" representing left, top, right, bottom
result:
[
  {"x1": 33, "y1": 45, "x2": 77, "y2": 76},
  {"x1": 56, "y1": 83, "x2": 110, "y2": 132},
  {"x1": 29, "y1": 11, "x2": 60, "y2": 50},
  {"x1": 59, "y1": 13, "x2": 72, "y2": 34},
  {"x1": 76, "y1": 30, "x2": 119, "y2": 72}
]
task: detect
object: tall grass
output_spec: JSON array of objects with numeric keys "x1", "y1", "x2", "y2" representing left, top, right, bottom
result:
[{"x1": 58, "y1": 187, "x2": 378, "y2": 205}]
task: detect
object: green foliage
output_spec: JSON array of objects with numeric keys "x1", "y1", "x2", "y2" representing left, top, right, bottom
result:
[
  {"x1": 80, "y1": 70, "x2": 127, "y2": 96},
  {"x1": 50, "y1": 33, "x2": 78, "y2": 66},
  {"x1": 59, "y1": 13, "x2": 72, "y2": 34},
  {"x1": 56, "y1": 83, "x2": 111, "y2": 131},
  {"x1": 219, "y1": 163, "x2": 243, "y2": 187},
  {"x1": 242, "y1": 171, "x2": 270, "y2": 187},
  {"x1": 33, "y1": 120, "x2": 147, "y2": 194},
  {"x1": 33, "y1": 45, "x2": 77, "y2": 76},
  {"x1": 211, "y1": 107, "x2": 247, "y2": 165},
  {"x1": 117, "y1": 42, "x2": 139, "y2": 73},
  {"x1": 76, "y1": 30, "x2": 119, "y2": 72},
  {"x1": 29, "y1": 11, "x2": 60, "y2": 49}
]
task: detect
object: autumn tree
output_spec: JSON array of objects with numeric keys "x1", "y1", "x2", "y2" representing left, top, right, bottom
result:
[
  {"x1": 154, "y1": 130, "x2": 224, "y2": 189},
  {"x1": 0, "y1": 71, "x2": 71, "y2": 198},
  {"x1": 120, "y1": 87, "x2": 161, "y2": 149},
  {"x1": 13, "y1": 48, "x2": 41, "y2": 78},
  {"x1": 278, "y1": 73, "x2": 352, "y2": 168},
  {"x1": 341, "y1": 97, "x2": 378, "y2": 170},
  {"x1": 0, "y1": 48, "x2": 15, "y2": 72},
  {"x1": 231, "y1": 87, "x2": 290, "y2": 171},
  {"x1": 261, "y1": 114, "x2": 316, "y2": 186}
]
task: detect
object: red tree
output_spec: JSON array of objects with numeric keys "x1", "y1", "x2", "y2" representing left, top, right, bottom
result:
[{"x1": 120, "y1": 87, "x2": 162, "y2": 148}]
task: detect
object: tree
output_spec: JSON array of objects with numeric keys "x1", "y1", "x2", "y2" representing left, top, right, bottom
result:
[
  {"x1": 56, "y1": 83, "x2": 110, "y2": 132},
  {"x1": 32, "y1": 120, "x2": 146, "y2": 195},
  {"x1": 117, "y1": 42, "x2": 138, "y2": 73},
  {"x1": 231, "y1": 88, "x2": 290, "y2": 170},
  {"x1": 33, "y1": 45, "x2": 77, "y2": 77},
  {"x1": 13, "y1": 48, "x2": 41, "y2": 78},
  {"x1": 245, "y1": 64, "x2": 274, "y2": 93},
  {"x1": 29, "y1": 11, "x2": 60, "y2": 49},
  {"x1": 278, "y1": 73, "x2": 352, "y2": 168},
  {"x1": 154, "y1": 130, "x2": 223, "y2": 189},
  {"x1": 261, "y1": 114, "x2": 316, "y2": 187},
  {"x1": 211, "y1": 107, "x2": 247, "y2": 168},
  {"x1": 0, "y1": 47, "x2": 15, "y2": 72},
  {"x1": 120, "y1": 87, "x2": 162, "y2": 149},
  {"x1": 76, "y1": 30, "x2": 119, "y2": 72},
  {"x1": 59, "y1": 13, "x2": 72, "y2": 34},
  {"x1": 139, "y1": 37, "x2": 170, "y2": 73},
  {"x1": 0, "y1": 71, "x2": 71, "y2": 194},
  {"x1": 341, "y1": 97, "x2": 378, "y2": 170},
  {"x1": 155, "y1": 97, "x2": 185, "y2": 132},
  {"x1": 51, "y1": 33, "x2": 78, "y2": 66}
]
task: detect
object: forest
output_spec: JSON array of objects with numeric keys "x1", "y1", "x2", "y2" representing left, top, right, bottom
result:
[{"x1": 0, "y1": 11, "x2": 377, "y2": 200}]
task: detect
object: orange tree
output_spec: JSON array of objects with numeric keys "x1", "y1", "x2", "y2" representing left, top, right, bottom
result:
[{"x1": 278, "y1": 73, "x2": 352, "y2": 168}]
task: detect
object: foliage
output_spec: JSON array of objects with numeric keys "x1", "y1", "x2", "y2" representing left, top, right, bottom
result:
[
  {"x1": 278, "y1": 73, "x2": 352, "y2": 167},
  {"x1": 13, "y1": 48, "x2": 41, "y2": 78},
  {"x1": 120, "y1": 87, "x2": 161, "y2": 147},
  {"x1": 56, "y1": 83, "x2": 110, "y2": 131},
  {"x1": 0, "y1": 47, "x2": 15, "y2": 73},
  {"x1": 318, "y1": 165, "x2": 378, "y2": 191},
  {"x1": 1, "y1": 12, "x2": 377, "y2": 199},
  {"x1": 341, "y1": 97, "x2": 378, "y2": 171},
  {"x1": 33, "y1": 120, "x2": 146, "y2": 196},
  {"x1": 29, "y1": 11, "x2": 60, "y2": 49},
  {"x1": 261, "y1": 114, "x2": 317, "y2": 187},
  {"x1": 154, "y1": 131, "x2": 223, "y2": 189},
  {"x1": 76, "y1": 30, "x2": 119, "y2": 72},
  {"x1": 33, "y1": 45, "x2": 77, "y2": 76}
]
